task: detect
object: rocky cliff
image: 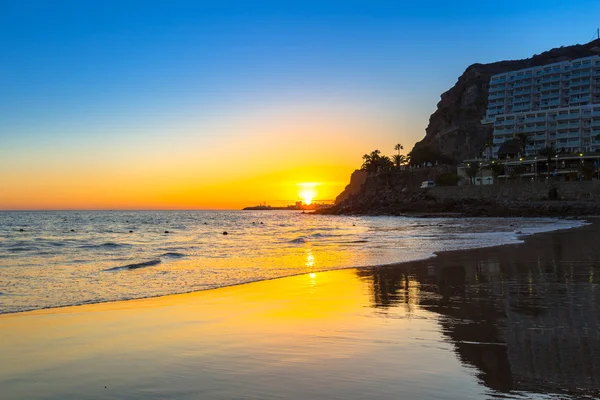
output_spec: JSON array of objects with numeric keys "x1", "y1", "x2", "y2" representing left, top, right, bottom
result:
[
  {"x1": 334, "y1": 170, "x2": 367, "y2": 205},
  {"x1": 412, "y1": 39, "x2": 600, "y2": 163},
  {"x1": 319, "y1": 179, "x2": 600, "y2": 217}
]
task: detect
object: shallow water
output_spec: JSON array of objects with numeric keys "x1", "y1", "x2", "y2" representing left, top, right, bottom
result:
[
  {"x1": 1, "y1": 223, "x2": 598, "y2": 399},
  {"x1": 0, "y1": 211, "x2": 586, "y2": 313}
]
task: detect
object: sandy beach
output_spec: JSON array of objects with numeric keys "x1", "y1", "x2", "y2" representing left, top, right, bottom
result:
[{"x1": 1, "y1": 220, "x2": 599, "y2": 399}]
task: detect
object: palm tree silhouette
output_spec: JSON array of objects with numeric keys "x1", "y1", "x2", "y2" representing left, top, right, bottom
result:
[
  {"x1": 394, "y1": 143, "x2": 403, "y2": 157},
  {"x1": 392, "y1": 154, "x2": 407, "y2": 169},
  {"x1": 538, "y1": 145, "x2": 558, "y2": 179}
]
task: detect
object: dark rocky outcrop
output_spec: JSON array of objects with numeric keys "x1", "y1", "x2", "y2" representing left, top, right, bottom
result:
[
  {"x1": 319, "y1": 177, "x2": 600, "y2": 217},
  {"x1": 335, "y1": 170, "x2": 367, "y2": 205},
  {"x1": 412, "y1": 39, "x2": 600, "y2": 163}
]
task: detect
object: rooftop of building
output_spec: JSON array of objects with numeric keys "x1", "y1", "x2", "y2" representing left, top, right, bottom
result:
[{"x1": 490, "y1": 55, "x2": 600, "y2": 81}]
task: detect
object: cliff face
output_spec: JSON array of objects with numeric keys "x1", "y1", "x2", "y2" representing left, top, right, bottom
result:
[
  {"x1": 413, "y1": 39, "x2": 600, "y2": 162},
  {"x1": 334, "y1": 170, "x2": 367, "y2": 205}
]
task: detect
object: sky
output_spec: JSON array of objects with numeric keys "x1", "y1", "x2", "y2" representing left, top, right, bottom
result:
[{"x1": 2, "y1": 0, "x2": 600, "y2": 210}]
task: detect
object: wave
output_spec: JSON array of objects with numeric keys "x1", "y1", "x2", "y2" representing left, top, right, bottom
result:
[
  {"x1": 160, "y1": 252, "x2": 186, "y2": 259},
  {"x1": 80, "y1": 242, "x2": 130, "y2": 249},
  {"x1": 105, "y1": 259, "x2": 161, "y2": 272},
  {"x1": 46, "y1": 241, "x2": 66, "y2": 247},
  {"x1": 289, "y1": 237, "x2": 308, "y2": 244},
  {"x1": 7, "y1": 246, "x2": 35, "y2": 252}
]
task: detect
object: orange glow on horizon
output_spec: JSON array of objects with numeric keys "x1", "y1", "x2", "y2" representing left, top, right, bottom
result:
[
  {"x1": 298, "y1": 182, "x2": 319, "y2": 205},
  {"x1": 1, "y1": 99, "x2": 412, "y2": 210}
]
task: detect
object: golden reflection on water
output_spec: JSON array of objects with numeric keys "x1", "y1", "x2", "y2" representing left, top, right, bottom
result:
[
  {"x1": 0, "y1": 269, "x2": 453, "y2": 400},
  {"x1": 3, "y1": 224, "x2": 600, "y2": 399},
  {"x1": 305, "y1": 248, "x2": 315, "y2": 269}
]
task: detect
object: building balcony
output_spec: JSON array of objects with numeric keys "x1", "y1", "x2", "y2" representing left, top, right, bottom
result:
[
  {"x1": 570, "y1": 79, "x2": 591, "y2": 87},
  {"x1": 494, "y1": 118, "x2": 514, "y2": 125},
  {"x1": 571, "y1": 70, "x2": 592, "y2": 78},
  {"x1": 539, "y1": 84, "x2": 561, "y2": 92},
  {"x1": 540, "y1": 100, "x2": 560, "y2": 107},
  {"x1": 518, "y1": 126, "x2": 539, "y2": 133},
  {"x1": 572, "y1": 94, "x2": 590, "y2": 100},
  {"x1": 556, "y1": 114, "x2": 579, "y2": 121},
  {"x1": 571, "y1": 62, "x2": 593, "y2": 71},
  {"x1": 540, "y1": 75, "x2": 562, "y2": 83},
  {"x1": 523, "y1": 116, "x2": 547, "y2": 123},
  {"x1": 569, "y1": 88, "x2": 590, "y2": 95},
  {"x1": 488, "y1": 92, "x2": 505, "y2": 100},
  {"x1": 540, "y1": 94, "x2": 560, "y2": 102}
]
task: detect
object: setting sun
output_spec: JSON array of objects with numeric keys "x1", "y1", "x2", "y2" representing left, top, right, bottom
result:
[{"x1": 298, "y1": 182, "x2": 319, "y2": 205}]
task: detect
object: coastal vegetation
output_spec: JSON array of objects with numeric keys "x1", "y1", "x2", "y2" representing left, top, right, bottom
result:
[{"x1": 465, "y1": 162, "x2": 481, "y2": 185}]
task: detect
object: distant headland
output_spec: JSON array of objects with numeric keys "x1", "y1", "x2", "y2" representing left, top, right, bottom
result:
[{"x1": 243, "y1": 201, "x2": 333, "y2": 211}]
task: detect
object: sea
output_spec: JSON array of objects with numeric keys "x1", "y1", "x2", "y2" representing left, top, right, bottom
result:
[{"x1": 0, "y1": 210, "x2": 587, "y2": 314}]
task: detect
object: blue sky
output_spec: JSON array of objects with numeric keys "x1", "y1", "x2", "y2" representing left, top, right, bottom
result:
[{"x1": 2, "y1": 1, "x2": 600, "y2": 208}]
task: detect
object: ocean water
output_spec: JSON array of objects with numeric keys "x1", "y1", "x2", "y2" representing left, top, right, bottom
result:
[{"x1": 0, "y1": 211, "x2": 586, "y2": 314}]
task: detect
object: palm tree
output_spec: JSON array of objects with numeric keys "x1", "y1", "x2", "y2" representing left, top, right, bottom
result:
[
  {"x1": 513, "y1": 133, "x2": 532, "y2": 156},
  {"x1": 538, "y1": 145, "x2": 558, "y2": 179},
  {"x1": 465, "y1": 162, "x2": 481, "y2": 185},
  {"x1": 394, "y1": 143, "x2": 403, "y2": 157},
  {"x1": 512, "y1": 164, "x2": 526, "y2": 183},
  {"x1": 377, "y1": 155, "x2": 394, "y2": 172},
  {"x1": 392, "y1": 154, "x2": 407, "y2": 169},
  {"x1": 485, "y1": 161, "x2": 505, "y2": 184},
  {"x1": 579, "y1": 162, "x2": 594, "y2": 180},
  {"x1": 484, "y1": 141, "x2": 493, "y2": 160},
  {"x1": 362, "y1": 150, "x2": 394, "y2": 173}
]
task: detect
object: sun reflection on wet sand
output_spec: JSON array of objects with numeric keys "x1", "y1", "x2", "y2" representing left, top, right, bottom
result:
[{"x1": 1, "y1": 223, "x2": 600, "y2": 399}]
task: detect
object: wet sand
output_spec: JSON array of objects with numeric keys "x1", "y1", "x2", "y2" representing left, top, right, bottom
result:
[{"x1": 1, "y1": 220, "x2": 599, "y2": 399}]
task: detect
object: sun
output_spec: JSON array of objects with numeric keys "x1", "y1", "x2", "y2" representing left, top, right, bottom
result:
[{"x1": 297, "y1": 182, "x2": 319, "y2": 205}]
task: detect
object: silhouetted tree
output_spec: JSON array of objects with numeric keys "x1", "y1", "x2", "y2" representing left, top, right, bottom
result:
[
  {"x1": 394, "y1": 143, "x2": 404, "y2": 157},
  {"x1": 392, "y1": 154, "x2": 407, "y2": 169},
  {"x1": 512, "y1": 164, "x2": 526, "y2": 183},
  {"x1": 465, "y1": 162, "x2": 481, "y2": 185},
  {"x1": 579, "y1": 162, "x2": 594, "y2": 180},
  {"x1": 409, "y1": 145, "x2": 450, "y2": 166},
  {"x1": 485, "y1": 161, "x2": 505, "y2": 184},
  {"x1": 513, "y1": 133, "x2": 532, "y2": 156},
  {"x1": 538, "y1": 145, "x2": 558, "y2": 178},
  {"x1": 484, "y1": 141, "x2": 493, "y2": 160},
  {"x1": 361, "y1": 150, "x2": 394, "y2": 173}
]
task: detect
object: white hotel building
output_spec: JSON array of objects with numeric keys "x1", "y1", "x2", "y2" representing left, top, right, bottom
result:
[{"x1": 485, "y1": 55, "x2": 600, "y2": 157}]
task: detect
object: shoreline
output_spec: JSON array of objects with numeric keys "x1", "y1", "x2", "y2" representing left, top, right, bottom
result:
[
  {"x1": 2, "y1": 216, "x2": 591, "y2": 317},
  {"x1": 2, "y1": 219, "x2": 599, "y2": 399},
  {"x1": 0, "y1": 220, "x2": 600, "y2": 400}
]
